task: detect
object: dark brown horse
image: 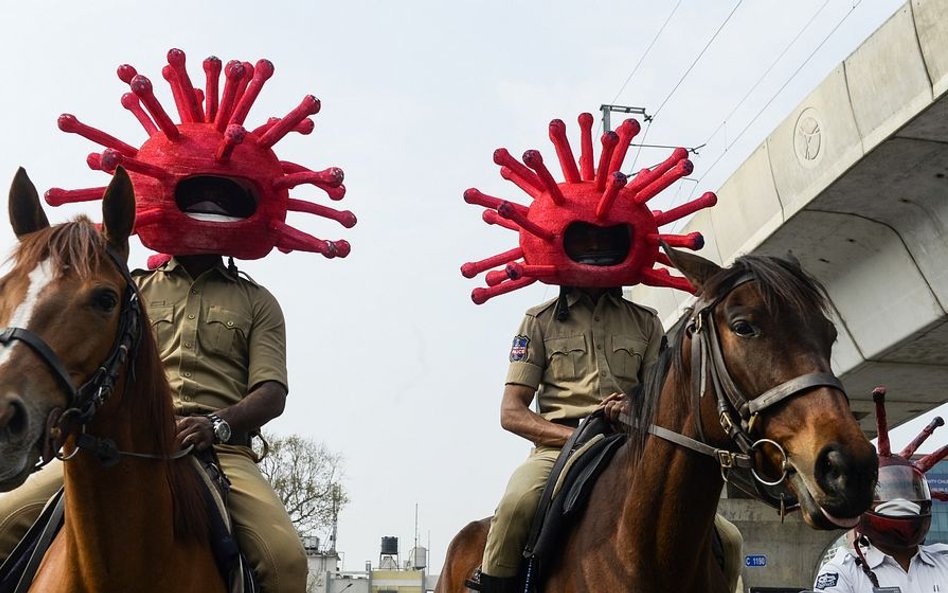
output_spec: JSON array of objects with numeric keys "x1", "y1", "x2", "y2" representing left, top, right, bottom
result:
[
  {"x1": 0, "y1": 169, "x2": 224, "y2": 592},
  {"x1": 437, "y1": 246, "x2": 878, "y2": 593}
]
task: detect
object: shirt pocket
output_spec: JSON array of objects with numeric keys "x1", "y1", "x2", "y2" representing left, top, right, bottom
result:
[
  {"x1": 545, "y1": 335, "x2": 586, "y2": 382},
  {"x1": 610, "y1": 335, "x2": 647, "y2": 382},
  {"x1": 204, "y1": 305, "x2": 250, "y2": 358},
  {"x1": 148, "y1": 304, "x2": 175, "y2": 352}
]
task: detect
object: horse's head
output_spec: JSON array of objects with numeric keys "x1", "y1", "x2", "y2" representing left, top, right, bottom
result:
[
  {"x1": 666, "y1": 244, "x2": 878, "y2": 530},
  {"x1": 0, "y1": 168, "x2": 135, "y2": 490}
]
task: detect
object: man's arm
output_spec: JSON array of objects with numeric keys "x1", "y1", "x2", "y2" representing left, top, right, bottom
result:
[
  {"x1": 176, "y1": 380, "x2": 287, "y2": 450},
  {"x1": 500, "y1": 383, "x2": 573, "y2": 448}
]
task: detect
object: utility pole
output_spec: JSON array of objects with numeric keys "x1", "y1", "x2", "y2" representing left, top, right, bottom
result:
[
  {"x1": 599, "y1": 103, "x2": 651, "y2": 132},
  {"x1": 329, "y1": 483, "x2": 340, "y2": 554}
]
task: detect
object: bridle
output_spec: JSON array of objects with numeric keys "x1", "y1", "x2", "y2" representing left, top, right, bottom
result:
[
  {"x1": 0, "y1": 246, "x2": 188, "y2": 468},
  {"x1": 647, "y1": 273, "x2": 844, "y2": 517}
]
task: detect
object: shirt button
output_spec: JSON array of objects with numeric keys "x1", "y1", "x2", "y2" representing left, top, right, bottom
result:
[
  {"x1": 184, "y1": 372, "x2": 192, "y2": 378},
  {"x1": 594, "y1": 316, "x2": 601, "y2": 322},
  {"x1": 191, "y1": 289, "x2": 199, "y2": 295},
  {"x1": 600, "y1": 371, "x2": 606, "y2": 377},
  {"x1": 184, "y1": 342, "x2": 192, "y2": 349},
  {"x1": 596, "y1": 344, "x2": 602, "y2": 351},
  {"x1": 188, "y1": 314, "x2": 195, "y2": 320},
  {"x1": 181, "y1": 395, "x2": 191, "y2": 401},
  {"x1": 226, "y1": 321, "x2": 234, "y2": 327}
]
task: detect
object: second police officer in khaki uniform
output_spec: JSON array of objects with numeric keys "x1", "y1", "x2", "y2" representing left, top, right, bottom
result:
[{"x1": 478, "y1": 284, "x2": 664, "y2": 591}]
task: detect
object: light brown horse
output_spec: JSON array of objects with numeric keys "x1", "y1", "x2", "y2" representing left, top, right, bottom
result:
[
  {"x1": 0, "y1": 168, "x2": 225, "y2": 592},
  {"x1": 437, "y1": 246, "x2": 879, "y2": 593}
]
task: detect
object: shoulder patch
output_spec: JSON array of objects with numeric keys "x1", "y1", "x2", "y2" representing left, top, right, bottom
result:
[
  {"x1": 814, "y1": 572, "x2": 838, "y2": 590},
  {"x1": 509, "y1": 335, "x2": 530, "y2": 362}
]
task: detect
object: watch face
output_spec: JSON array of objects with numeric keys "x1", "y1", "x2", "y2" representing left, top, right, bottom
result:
[
  {"x1": 210, "y1": 415, "x2": 231, "y2": 443},
  {"x1": 216, "y1": 420, "x2": 231, "y2": 443}
]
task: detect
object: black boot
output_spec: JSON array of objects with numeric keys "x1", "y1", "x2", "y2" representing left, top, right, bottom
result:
[{"x1": 479, "y1": 573, "x2": 519, "y2": 593}]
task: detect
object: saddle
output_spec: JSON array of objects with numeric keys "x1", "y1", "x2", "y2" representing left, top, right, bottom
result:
[
  {"x1": 510, "y1": 410, "x2": 733, "y2": 592},
  {"x1": 0, "y1": 450, "x2": 257, "y2": 593},
  {"x1": 520, "y1": 410, "x2": 626, "y2": 589}
]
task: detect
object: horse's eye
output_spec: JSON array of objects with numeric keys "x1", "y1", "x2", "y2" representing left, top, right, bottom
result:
[
  {"x1": 731, "y1": 320, "x2": 757, "y2": 337},
  {"x1": 91, "y1": 290, "x2": 119, "y2": 313}
]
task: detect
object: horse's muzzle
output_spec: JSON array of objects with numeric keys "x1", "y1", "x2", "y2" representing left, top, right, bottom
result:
[{"x1": 814, "y1": 442, "x2": 878, "y2": 513}]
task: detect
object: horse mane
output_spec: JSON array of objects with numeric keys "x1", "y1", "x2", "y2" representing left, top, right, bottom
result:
[
  {"x1": 131, "y1": 303, "x2": 211, "y2": 542},
  {"x1": 12, "y1": 217, "x2": 209, "y2": 542},
  {"x1": 623, "y1": 253, "x2": 831, "y2": 465},
  {"x1": 10, "y1": 216, "x2": 105, "y2": 279}
]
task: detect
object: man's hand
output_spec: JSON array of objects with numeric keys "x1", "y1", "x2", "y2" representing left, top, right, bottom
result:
[
  {"x1": 599, "y1": 391, "x2": 630, "y2": 424},
  {"x1": 176, "y1": 415, "x2": 215, "y2": 451}
]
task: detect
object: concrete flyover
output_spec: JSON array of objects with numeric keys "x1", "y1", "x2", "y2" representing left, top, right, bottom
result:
[
  {"x1": 632, "y1": 0, "x2": 948, "y2": 438},
  {"x1": 629, "y1": 0, "x2": 948, "y2": 589}
]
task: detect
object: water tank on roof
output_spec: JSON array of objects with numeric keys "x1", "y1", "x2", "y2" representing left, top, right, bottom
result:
[
  {"x1": 411, "y1": 546, "x2": 427, "y2": 569},
  {"x1": 380, "y1": 536, "x2": 399, "y2": 556}
]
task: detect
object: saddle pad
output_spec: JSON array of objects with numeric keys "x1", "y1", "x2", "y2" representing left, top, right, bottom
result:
[
  {"x1": 522, "y1": 411, "x2": 614, "y2": 559},
  {"x1": 529, "y1": 433, "x2": 625, "y2": 560}
]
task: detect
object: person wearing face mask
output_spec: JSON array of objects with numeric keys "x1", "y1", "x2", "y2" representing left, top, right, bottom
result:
[{"x1": 812, "y1": 462, "x2": 948, "y2": 592}]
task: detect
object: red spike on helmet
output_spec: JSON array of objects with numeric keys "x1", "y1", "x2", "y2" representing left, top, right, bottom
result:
[
  {"x1": 46, "y1": 48, "x2": 354, "y2": 261},
  {"x1": 461, "y1": 113, "x2": 717, "y2": 304}
]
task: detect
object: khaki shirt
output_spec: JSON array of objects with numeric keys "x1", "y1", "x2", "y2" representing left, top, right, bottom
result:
[
  {"x1": 132, "y1": 258, "x2": 288, "y2": 414},
  {"x1": 505, "y1": 290, "x2": 664, "y2": 421}
]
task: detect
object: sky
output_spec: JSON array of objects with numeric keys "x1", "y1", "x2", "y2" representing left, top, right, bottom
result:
[{"x1": 0, "y1": 0, "x2": 943, "y2": 576}]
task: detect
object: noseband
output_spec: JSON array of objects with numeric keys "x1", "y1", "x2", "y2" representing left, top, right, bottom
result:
[
  {"x1": 649, "y1": 273, "x2": 844, "y2": 516},
  {"x1": 0, "y1": 246, "x2": 146, "y2": 468}
]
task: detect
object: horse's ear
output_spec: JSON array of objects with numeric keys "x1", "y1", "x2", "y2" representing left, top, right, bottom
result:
[
  {"x1": 8, "y1": 168, "x2": 50, "y2": 239},
  {"x1": 661, "y1": 240, "x2": 721, "y2": 292},
  {"x1": 101, "y1": 167, "x2": 136, "y2": 253}
]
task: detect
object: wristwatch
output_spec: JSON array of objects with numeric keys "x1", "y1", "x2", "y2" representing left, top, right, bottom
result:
[{"x1": 207, "y1": 413, "x2": 232, "y2": 444}]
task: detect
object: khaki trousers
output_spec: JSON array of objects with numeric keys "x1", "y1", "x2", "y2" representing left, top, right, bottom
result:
[
  {"x1": 0, "y1": 446, "x2": 306, "y2": 593},
  {"x1": 480, "y1": 447, "x2": 745, "y2": 591},
  {"x1": 482, "y1": 445, "x2": 560, "y2": 577}
]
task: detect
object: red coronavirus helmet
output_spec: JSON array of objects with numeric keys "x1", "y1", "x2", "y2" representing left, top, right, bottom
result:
[
  {"x1": 460, "y1": 113, "x2": 718, "y2": 304},
  {"x1": 857, "y1": 387, "x2": 947, "y2": 548},
  {"x1": 46, "y1": 48, "x2": 355, "y2": 262}
]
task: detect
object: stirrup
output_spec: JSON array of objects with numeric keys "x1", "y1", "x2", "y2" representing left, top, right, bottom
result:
[{"x1": 464, "y1": 566, "x2": 483, "y2": 591}]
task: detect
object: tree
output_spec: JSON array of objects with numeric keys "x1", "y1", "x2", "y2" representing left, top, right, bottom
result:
[{"x1": 256, "y1": 432, "x2": 349, "y2": 542}]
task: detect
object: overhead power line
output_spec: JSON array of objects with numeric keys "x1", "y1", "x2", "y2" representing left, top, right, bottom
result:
[
  {"x1": 687, "y1": 0, "x2": 865, "y2": 199},
  {"x1": 596, "y1": 0, "x2": 683, "y2": 139},
  {"x1": 652, "y1": 0, "x2": 745, "y2": 120},
  {"x1": 608, "y1": 0, "x2": 684, "y2": 106},
  {"x1": 631, "y1": 0, "x2": 745, "y2": 171},
  {"x1": 697, "y1": 0, "x2": 832, "y2": 160}
]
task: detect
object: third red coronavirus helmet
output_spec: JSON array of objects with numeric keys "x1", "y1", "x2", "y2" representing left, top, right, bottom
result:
[{"x1": 856, "y1": 386, "x2": 947, "y2": 548}]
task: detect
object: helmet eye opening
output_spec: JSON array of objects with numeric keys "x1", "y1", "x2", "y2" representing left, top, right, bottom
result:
[
  {"x1": 175, "y1": 175, "x2": 258, "y2": 219},
  {"x1": 563, "y1": 222, "x2": 632, "y2": 267}
]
